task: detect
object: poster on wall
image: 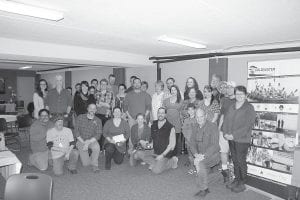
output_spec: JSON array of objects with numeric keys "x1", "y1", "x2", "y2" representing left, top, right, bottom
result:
[{"x1": 247, "y1": 59, "x2": 300, "y2": 185}]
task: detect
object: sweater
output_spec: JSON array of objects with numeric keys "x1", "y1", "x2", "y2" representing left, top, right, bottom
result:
[
  {"x1": 124, "y1": 90, "x2": 152, "y2": 119},
  {"x1": 222, "y1": 100, "x2": 256, "y2": 143}
]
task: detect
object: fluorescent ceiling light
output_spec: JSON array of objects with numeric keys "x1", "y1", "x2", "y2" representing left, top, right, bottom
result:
[
  {"x1": 0, "y1": 0, "x2": 64, "y2": 21},
  {"x1": 158, "y1": 35, "x2": 206, "y2": 49},
  {"x1": 19, "y1": 66, "x2": 32, "y2": 69}
]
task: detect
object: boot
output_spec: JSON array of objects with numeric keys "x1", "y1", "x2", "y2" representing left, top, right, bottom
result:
[
  {"x1": 226, "y1": 178, "x2": 238, "y2": 189},
  {"x1": 221, "y1": 169, "x2": 230, "y2": 183},
  {"x1": 231, "y1": 182, "x2": 246, "y2": 193}
]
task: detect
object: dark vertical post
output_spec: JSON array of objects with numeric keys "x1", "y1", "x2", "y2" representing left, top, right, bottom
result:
[
  {"x1": 157, "y1": 63, "x2": 161, "y2": 81},
  {"x1": 209, "y1": 58, "x2": 228, "y2": 83},
  {"x1": 65, "y1": 71, "x2": 72, "y2": 88}
]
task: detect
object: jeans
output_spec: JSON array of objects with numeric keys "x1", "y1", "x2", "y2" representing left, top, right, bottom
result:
[
  {"x1": 229, "y1": 141, "x2": 250, "y2": 183},
  {"x1": 104, "y1": 143, "x2": 124, "y2": 169},
  {"x1": 77, "y1": 140, "x2": 100, "y2": 167},
  {"x1": 194, "y1": 152, "x2": 220, "y2": 190},
  {"x1": 52, "y1": 149, "x2": 79, "y2": 175},
  {"x1": 29, "y1": 150, "x2": 49, "y2": 171}
]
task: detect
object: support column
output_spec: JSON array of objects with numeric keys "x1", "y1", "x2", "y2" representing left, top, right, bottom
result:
[
  {"x1": 209, "y1": 58, "x2": 228, "y2": 83},
  {"x1": 157, "y1": 63, "x2": 161, "y2": 81}
]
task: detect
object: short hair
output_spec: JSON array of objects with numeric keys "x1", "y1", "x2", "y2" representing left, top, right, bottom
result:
[
  {"x1": 66, "y1": 86, "x2": 72, "y2": 91},
  {"x1": 38, "y1": 109, "x2": 49, "y2": 116},
  {"x1": 75, "y1": 83, "x2": 81, "y2": 87},
  {"x1": 166, "y1": 77, "x2": 175, "y2": 83},
  {"x1": 108, "y1": 74, "x2": 115, "y2": 79},
  {"x1": 203, "y1": 85, "x2": 213, "y2": 92},
  {"x1": 195, "y1": 108, "x2": 206, "y2": 117},
  {"x1": 91, "y1": 79, "x2": 98, "y2": 84},
  {"x1": 112, "y1": 106, "x2": 121, "y2": 113},
  {"x1": 155, "y1": 80, "x2": 164, "y2": 90},
  {"x1": 55, "y1": 74, "x2": 63, "y2": 81},
  {"x1": 133, "y1": 77, "x2": 141, "y2": 83},
  {"x1": 81, "y1": 81, "x2": 89, "y2": 88},
  {"x1": 187, "y1": 103, "x2": 195, "y2": 109},
  {"x1": 118, "y1": 84, "x2": 127, "y2": 90},
  {"x1": 135, "y1": 113, "x2": 145, "y2": 119},
  {"x1": 130, "y1": 75, "x2": 137, "y2": 80},
  {"x1": 100, "y1": 78, "x2": 108, "y2": 84},
  {"x1": 141, "y1": 81, "x2": 148, "y2": 89},
  {"x1": 234, "y1": 85, "x2": 247, "y2": 95},
  {"x1": 88, "y1": 86, "x2": 95, "y2": 90},
  {"x1": 158, "y1": 107, "x2": 167, "y2": 114}
]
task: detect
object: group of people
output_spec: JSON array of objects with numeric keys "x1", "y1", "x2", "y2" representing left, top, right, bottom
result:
[{"x1": 29, "y1": 73, "x2": 256, "y2": 198}]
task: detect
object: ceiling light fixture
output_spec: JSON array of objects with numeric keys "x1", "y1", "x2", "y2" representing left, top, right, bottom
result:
[
  {"x1": 158, "y1": 35, "x2": 206, "y2": 49},
  {"x1": 0, "y1": 0, "x2": 64, "y2": 21},
  {"x1": 19, "y1": 66, "x2": 32, "y2": 69}
]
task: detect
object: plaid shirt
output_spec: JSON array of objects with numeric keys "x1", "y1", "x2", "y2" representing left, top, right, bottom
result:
[
  {"x1": 74, "y1": 114, "x2": 102, "y2": 141},
  {"x1": 94, "y1": 90, "x2": 114, "y2": 115}
]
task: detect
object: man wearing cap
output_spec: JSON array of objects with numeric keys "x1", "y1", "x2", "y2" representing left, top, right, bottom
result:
[
  {"x1": 46, "y1": 114, "x2": 79, "y2": 175},
  {"x1": 74, "y1": 103, "x2": 102, "y2": 172},
  {"x1": 218, "y1": 81, "x2": 236, "y2": 183}
]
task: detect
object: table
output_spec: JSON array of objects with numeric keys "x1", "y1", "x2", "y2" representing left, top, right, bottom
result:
[
  {"x1": 0, "y1": 115, "x2": 17, "y2": 123},
  {"x1": 0, "y1": 149, "x2": 22, "y2": 180}
]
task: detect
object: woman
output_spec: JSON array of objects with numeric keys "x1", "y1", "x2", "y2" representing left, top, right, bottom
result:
[
  {"x1": 129, "y1": 113, "x2": 152, "y2": 166},
  {"x1": 198, "y1": 85, "x2": 220, "y2": 123},
  {"x1": 163, "y1": 85, "x2": 183, "y2": 154},
  {"x1": 223, "y1": 86, "x2": 256, "y2": 193},
  {"x1": 74, "y1": 81, "x2": 90, "y2": 116},
  {"x1": 103, "y1": 107, "x2": 130, "y2": 170},
  {"x1": 181, "y1": 88, "x2": 202, "y2": 119},
  {"x1": 33, "y1": 79, "x2": 48, "y2": 119},
  {"x1": 183, "y1": 77, "x2": 203, "y2": 100},
  {"x1": 152, "y1": 80, "x2": 165, "y2": 121},
  {"x1": 115, "y1": 84, "x2": 127, "y2": 115}
]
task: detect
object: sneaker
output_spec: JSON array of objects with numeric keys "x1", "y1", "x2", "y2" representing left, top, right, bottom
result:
[
  {"x1": 93, "y1": 166, "x2": 100, "y2": 173},
  {"x1": 194, "y1": 188, "x2": 210, "y2": 197},
  {"x1": 172, "y1": 156, "x2": 178, "y2": 169},
  {"x1": 226, "y1": 178, "x2": 238, "y2": 189},
  {"x1": 231, "y1": 183, "x2": 246, "y2": 193},
  {"x1": 187, "y1": 169, "x2": 196, "y2": 175}
]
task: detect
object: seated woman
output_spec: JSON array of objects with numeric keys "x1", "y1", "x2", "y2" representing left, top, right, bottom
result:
[
  {"x1": 129, "y1": 113, "x2": 152, "y2": 166},
  {"x1": 103, "y1": 107, "x2": 130, "y2": 170}
]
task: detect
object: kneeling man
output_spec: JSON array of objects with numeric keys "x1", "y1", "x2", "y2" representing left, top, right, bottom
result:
[
  {"x1": 190, "y1": 109, "x2": 220, "y2": 197},
  {"x1": 47, "y1": 114, "x2": 79, "y2": 175}
]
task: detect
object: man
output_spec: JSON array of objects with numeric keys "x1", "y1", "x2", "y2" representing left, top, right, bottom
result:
[
  {"x1": 28, "y1": 109, "x2": 54, "y2": 171},
  {"x1": 135, "y1": 107, "x2": 178, "y2": 174},
  {"x1": 74, "y1": 83, "x2": 81, "y2": 96},
  {"x1": 218, "y1": 81, "x2": 236, "y2": 183},
  {"x1": 141, "y1": 81, "x2": 149, "y2": 92},
  {"x1": 164, "y1": 77, "x2": 183, "y2": 100},
  {"x1": 45, "y1": 75, "x2": 72, "y2": 127},
  {"x1": 190, "y1": 109, "x2": 220, "y2": 198},
  {"x1": 74, "y1": 103, "x2": 102, "y2": 172},
  {"x1": 124, "y1": 77, "x2": 151, "y2": 128},
  {"x1": 107, "y1": 74, "x2": 118, "y2": 96},
  {"x1": 91, "y1": 79, "x2": 98, "y2": 90},
  {"x1": 125, "y1": 75, "x2": 137, "y2": 93},
  {"x1": 46, "y1": 114, "x2": 79, "y2": 175}
]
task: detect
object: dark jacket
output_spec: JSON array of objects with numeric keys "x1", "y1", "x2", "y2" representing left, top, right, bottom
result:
[{"x1": 222, "y1": 100, "x2": 256, "y2": 143}]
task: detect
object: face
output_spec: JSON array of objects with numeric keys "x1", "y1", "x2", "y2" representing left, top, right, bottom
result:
[
  {"x1": 141, "y1": 84, "x2": 147, "y2": 92},
  {"x1": 157, "y1": 108, "x2": 166, "y2": 121},
  {"x1": 113, "y1": 108, "x2": 122, "y2": 118},
  {"x1": 136, "y1": 115, "x2": 144, "y2": 125},
  {"x1": 39, "y1": 111, "x2": 49, "y2": 123},
  {"x1": 82, "y1": 84, "x2": 88, "y2": 94},
  {"x1": 166, "y1": 79, "x2": 174, "y2": 90},
  {"x1": 89, "y1": 88, "x2": 95, "y2": 95},
  {"x1": 91, "y1": 81, "x2": 98, "y2": 88},
  {"x1": 186, "y1": 78, "x2": 194, "y2": 88},
  {"x1": 187, "y1": 107, "x2": 195, "y2": 118},
  {"x1": 87, "y1": 104, "x2": 97, "y2": 116},
  {"x1": 155, "y1": 83, "x2": 162, "y2": 93},
  {"x1": 100, "y1": 81, "x2": 107, "y2": 91},
  {"x1": 203, "y1": 88, "x2": 212, "y2": 99},
  {"x1": 211, "y1": 76, "x2": 220, "y2": 88},
  {"x1": 133, "y1": 79, "x2": 141, "y2": 89},
  {"x1": 54, "y1": 120, "x2": 64, "y2": 131},
  {"x1": 196, "y1": 109, "x2": 206, "y2": 126},
  {"x1": 170, "y1": 86, "x2": 177, "y2": 96},
  {"x1": 226, "y1": 86, "x2": 235, "y2": 96},
  {"x1": 109, "y1": 76, "x2": 115, "y2": 85},
  {"x1": 75, "y1": 85, "x2": 81, "y2": 92},
  {"x1": 188, "y1": 88, "x2": 196, "y2": 99},
  {"x1": 56, "y1": 77, "x2": 63, "y2": 89},
  {"x1": 40, "y1": 81, "x2": 47, "y2": 90},
  {"x1": 130, "y1": 78, "x2": 135, "y2": 85},
  {"x1": 118, "y1": 85, "x2": 125, "y2": 93},
  {"x1": 235, "y1": 90, "x2": 246, "y2": 103}
]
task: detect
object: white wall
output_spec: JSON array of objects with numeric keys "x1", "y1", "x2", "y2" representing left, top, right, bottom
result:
[
  {"x1": 40, "y1": 71, "x2": 65, "y2": 89},
  {"x1": 71, "y1": 67, "x2": 113, "y2": 90},
  {"x1": 161, "y1": 59, "x2": 209, "y2": 92},
  {"x1": 228, "y1": 52, "x2": 300, "y2": 86},
  {"x1": 126, "y1": 66, "x2": 157, "y2": 95}
]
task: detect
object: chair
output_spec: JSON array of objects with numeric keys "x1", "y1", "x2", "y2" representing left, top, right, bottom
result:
[
  {"x1": 4, "y1": 173, "x2": 53, "y2": 200},
  {"x1": 16, "y1": 114, "x2": 33, "y2": 145},
  {"x1": 0, "y1": 118, "x2": 21, "y2": 151},
  {"x1": 0, "y1": 104, "x2": 6, "y2": 114},
  {"x1": 15, "y1": 100, "x2": 24, "y2": 113}
]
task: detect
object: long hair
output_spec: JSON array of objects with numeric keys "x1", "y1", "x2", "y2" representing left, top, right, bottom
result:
[
  {"x1": 203, "y1": 85, "x2": 214, "y2": 105},
  {"x1": 184, "y1": 77, "x2": 200, "y2": 100},
  {"x1": 36, "y1": 79, "x2": 48, "y2": 98},
  {"x1": 186, "y1": 87, "x2": 203, "y2": 101},
  {"x1": 185, "y1": 77, "x2": 199, "y2": 92},
  {"x1": 170, "y1": 85, "x2": 182, "y2": 103}
]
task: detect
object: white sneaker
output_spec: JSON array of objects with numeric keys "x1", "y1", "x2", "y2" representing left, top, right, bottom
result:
[{"x1": 172, "y1": 156, "x2": 178, "y2": 169}]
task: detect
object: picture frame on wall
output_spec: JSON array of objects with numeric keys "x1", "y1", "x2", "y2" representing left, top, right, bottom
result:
[{"x1": 0, "y1": 77, "x2": 5, "y2": 94}]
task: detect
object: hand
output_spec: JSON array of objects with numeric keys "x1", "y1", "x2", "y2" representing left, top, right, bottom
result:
[
  {"x1": 64, "y1": 113, "x2": 69, "y2": 118},
  {"x1": 156, "y1": 154, "x2": 164, "y2": 161},
  {"x1": 82, "y1": 142, "x2": 89, "y2": 151},
  {"x1": 224, "y1": 134, "x2": 234, "y2": 141},
  {"x1": 139, "y1": 140, "x2": 147, "y2": 148}
]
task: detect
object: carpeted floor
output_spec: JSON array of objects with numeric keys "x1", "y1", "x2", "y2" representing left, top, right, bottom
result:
[{"x1": 1, "y1": 146, "x2": 271, "y2": 200}]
